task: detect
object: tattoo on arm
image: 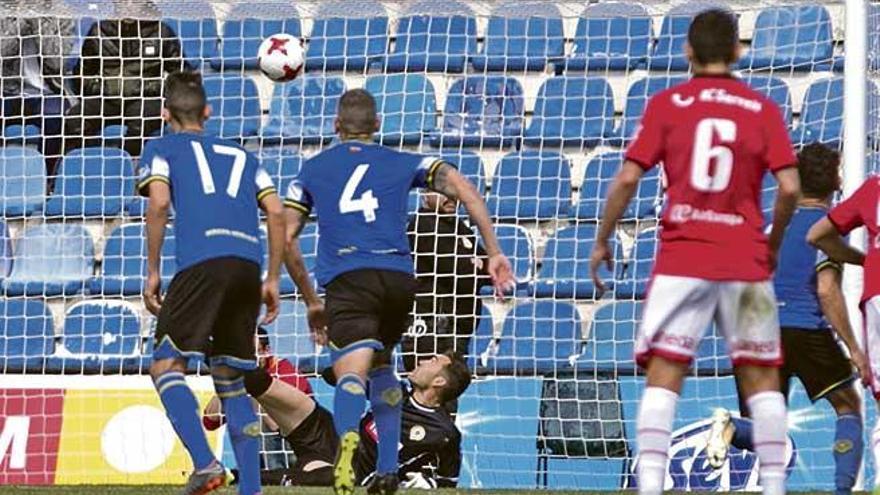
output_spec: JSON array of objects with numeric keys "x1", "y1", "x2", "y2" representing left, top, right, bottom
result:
[{"x1": 429, "y1": 163, "x2": 459, "y2": 199}]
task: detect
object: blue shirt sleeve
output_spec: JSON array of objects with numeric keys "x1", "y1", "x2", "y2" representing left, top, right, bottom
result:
[
  {"x1": 254, "y1": 165, "x2": 277, "y2": 202},
  {"x1": 411, "y1": 154, "x2": 449, "y2": 190},
  {"x1": 136, "y1": 140, "x2": 171, "y2": 196}
]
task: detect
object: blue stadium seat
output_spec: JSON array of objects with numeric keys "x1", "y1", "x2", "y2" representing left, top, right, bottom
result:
[
  {"x1": 475, "y1": 224, "x2": 533, "y2": 294},
  {"x1": 440, "y1": 150, "x2": 485, "y2": 192},
  {"x1": 202, "y1": 75, "x2": 262, "y2": 140},
  {"x1": 259, "y1": 148, "x2": 303, "y2": 190},
  {"x1": 613, "y1": 229, "x2": 657, "y2": 300},
  {"x1": 263, "y1": 299, "x2": 330, "y2": 373},
  {"x1": 0, "y1": 298, "x2": 55, "y2": 373},
  {"x1": 210, "y1": 2, "x2": 302, "y2": 71},
  {"x1": 262, "y1": 76, "x2": 346, "y2": 145},
  {"x1": 648, "y1": 1, "x2": 727, "y2": 71},
  {"x1": 306, "y1": 1, "x2": 388, "y2": 72},
  {"x1": 4, "y1": 223, "x2": 94, "y2": 296},
  {"x1": 486, "y1": 150, "x2": 571, "y2": 220},
  {"x1": 384, "y1": 1, "x2": 477, "y2": 73},
  {"x1": 531, "y1": 224, "x2": 612, "y2": 299},
  {"x1": 264, "y1": 222, "x2": 318, "y2": 295},
  {"x1": 739, "y1": 5, "x2": 833, "y2": 71},
  {"x1": 487, "y1": 301, "x2": 581, "y2": 375},
  {"x1": 761, "y1": 172, "x2": 777, "y2": 225},
  {"x1": 741, "y1": 75, "x2": 793, "y2": 127},
  {"x1": 524, "y1": 77, "x2": 615, "y2": 148},
  {"x1": 435, "y1": 76, "x2": 524, "y2": 148},
  {"x1": 833, "y1": 4, "x2": 880, "y2": 71},
  {"x1": 0, "y1": 146, "x2": 46, "y2": 217},
  {"x1": 576, "y1": 301, "x2": 640, "y2": 376},
  {"x1": 57, "y1": 301, "x2": 141, "y2": 374},
  {"x1": 465, "y1": 307, "x2": 496, "y2": 369},
  {"x1": 576, "y1": 153, "x2": 661, "y2": 222},
  {"x1": 0, "y1": 221, "x2": 9, "y2": 280},
  {"x1": 45, "y1": 147, "x2": 134, "y2": 217},
  {"x1": 608, "y1": 76, "x2": 688, "y2": 146},
  {"x1": 793, "y1": 77, "x2": 843, "y2": 148},
  {"x1": 91, "y1": 223, "x2": 177, "y2": 296},
  {"x1": 2, "y1": 124, "x2": 42, "y2": 147},
  {"x1": 365, "y1": 74, "x2": 437, "y2": 145},
  {"x1": 156, "y1": 0, "x2": 219, "y2": 69},
  {"x1": 471, "y1": 2, "x2": 564, "y2": 72},
  {"x1": 563, "y1": 2, "x2": 652, "y2": 71}
]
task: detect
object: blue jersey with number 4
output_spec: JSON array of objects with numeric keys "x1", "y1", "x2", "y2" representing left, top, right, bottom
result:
[
  {"x1": 284, "y1": 141, "x2": 444, "y2": 286},
  {"x1": 137, "y1": 132, "x2": 276, "y2": 272}
]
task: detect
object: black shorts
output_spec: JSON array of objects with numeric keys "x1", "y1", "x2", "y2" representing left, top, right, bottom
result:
[
  {"x1": 153, "y1": 256, "x2": 262, "y2": 370},
  {"x1": 325, "y1": 269, "x2": 417, "y2": 362},
  {"x1": 779, "y1": 327, "x2": 856, "y2": 402}
]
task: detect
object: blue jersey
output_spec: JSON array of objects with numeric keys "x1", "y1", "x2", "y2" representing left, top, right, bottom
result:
[
  {"x1": 774, "y1": 206, "x2": 841, "y2": 330},
  {"x1": 284, "y1": 141, "x2": 444, "y2": 286},
  {"x1": 137, "y1": 132, "x2": 276, "y2": 272}
]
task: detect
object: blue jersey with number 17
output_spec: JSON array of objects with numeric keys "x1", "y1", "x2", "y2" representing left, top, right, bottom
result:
[
  {"x1": 284, "y1": 141, "x2": 445, "y2": 287},
  {"x1": 137, "y1": 132, "x2": 276, "y2": 272}
]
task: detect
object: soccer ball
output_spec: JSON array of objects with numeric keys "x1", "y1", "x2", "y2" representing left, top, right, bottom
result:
[{"x1": 257, "y1": 34, "x2": 305, "y2": 82}]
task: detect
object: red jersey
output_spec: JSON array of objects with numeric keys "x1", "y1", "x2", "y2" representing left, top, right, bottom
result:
[
  {"x1": 828, "y1": 176, "x2": 880, "y2": 305},
  {"x1": 265, "y1": 356, "x2": 313, "y2": 395},
  {"x1": 625, "y1": 75, "x2": 796, "y2": 281}
]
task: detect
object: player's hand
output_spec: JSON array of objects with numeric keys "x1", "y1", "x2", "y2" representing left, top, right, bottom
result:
[
  {"x1": 401, "y1": 472, "x2": 437, "y2": 489},
  {"x1": 851, "y1": 348, "x2": 871, "y2": 387},
  {"x1": 487, "y1": 253, "x2": 516, "y2": 298},
  {"x1": 144, "y1": 271, "x2": 162, "y2": 316},
  {"x1": 261, "y1": 279, "x2": 280, "y2": 324},
  {"x1": 589, "y1": 241, "x2": 613, "y2": 295},
  {"x1": 307, "y1": 301, "x2": 329, "y2": 345}
]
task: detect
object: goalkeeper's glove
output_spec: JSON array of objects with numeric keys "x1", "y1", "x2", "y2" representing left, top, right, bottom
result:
[{"x1": 401, "y1": 471, "x2": 437, "y2": 489}]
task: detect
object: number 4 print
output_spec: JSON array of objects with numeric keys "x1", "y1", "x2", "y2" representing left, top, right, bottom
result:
[{"x1": 339, "y1": 164, "x2": 379, "y2": 223}]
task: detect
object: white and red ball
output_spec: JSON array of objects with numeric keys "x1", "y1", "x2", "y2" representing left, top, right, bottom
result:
[{"x1": 257, "y1": 33, "x2": 304, "y2": 82}]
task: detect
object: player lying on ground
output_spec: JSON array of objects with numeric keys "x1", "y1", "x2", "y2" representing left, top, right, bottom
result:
[
  {"x1": 203, "y1": 351, "x2": 470, "y2": 489},
  {"x1": 139, "y1": 71, "x2": 285, "y2": 495},
  {"x1": 702, "y1": 143, "x2": 869, "y2": 495},
  {"x1": 808, "y1": 174, "x2": 880, "y2": 491},
  {"x1": 282, "y1": 88, "x2": 515, "y2": 495},
  {"x1": 589, "y1": 9, "x2": 801, "y2": 495}
]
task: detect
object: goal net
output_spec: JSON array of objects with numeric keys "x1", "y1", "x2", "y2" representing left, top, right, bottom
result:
[{"x1": 0, "y1": 0, "x2": 866, "y2": 490}]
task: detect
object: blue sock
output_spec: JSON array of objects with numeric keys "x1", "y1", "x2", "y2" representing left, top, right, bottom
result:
[
  {"x1": 334, "y1": 373, "x2": 367, "y2": 436},
  {"x1": 369, "y1": 366, "x2": 403, "y2": 475},
  {"x1": 154, "y1": 371, "x2": 215, "y2": 470},
  {"x1": 730, "y1": 417, "x2": 754, "y2": 451},
  {"x1": 215, "y1": 374, "x2": 261, "y2": 495},
  {"x1": 834, "y1": 414, "x2": 863, "y2": 495}
]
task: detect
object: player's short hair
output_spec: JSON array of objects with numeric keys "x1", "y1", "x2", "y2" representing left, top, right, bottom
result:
[
  {"x1": 797, "y1": 143, "x2": 841, "y2": 199},
  {"x1": 688, "y1": 9, "x2": 739, "y2": 65},
  {"x1": 438, "y1": 350, "x2": 471, "y2": 404},
  {"x1": 164, "y1": 71, "x2": 207, "y2": 125},
  {"x1": 336, "y1": 89, "x2": 377, "y2": 136}
]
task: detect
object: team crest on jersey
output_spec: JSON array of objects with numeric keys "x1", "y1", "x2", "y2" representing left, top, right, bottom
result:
[{"x1": 409, "y1": 425, "x2": 426, "y2": 442}]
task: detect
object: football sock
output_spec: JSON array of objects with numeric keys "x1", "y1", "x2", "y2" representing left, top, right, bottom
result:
[
  {"x1": 636, "y1": 386, "x2": 678, "y2": 495},
  {"x1": 154, "y1": 370, "x2": 215, "y2": 470},
  {"x1": 215, "y1": 374, "x2": 261, "y2": 495},
  {"x1": 748, "y1": 391, "x2": 787, "y2": 495},
  {"x1": 368, "y1": 366, "x2": 403, "y2": 475},
  {"x1": 334, "y1": 373, "x2": 367, "y2": 435},
  {"x1": 833, "y1": 414, "x2": 862, "y2": 495},
  {"x1": 731, "y1": 417, "x2": 755, "y2": 451}
]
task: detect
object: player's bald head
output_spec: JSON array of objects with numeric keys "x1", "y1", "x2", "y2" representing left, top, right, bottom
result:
[
  {"x1": 687, "y1": 8, "x2": 740, "y2": 66},
  {"x1": 336, "y1": 89, "x2": 380, "y2": 138},
  {"x1": 163, "y1": 71, "x2": 209, "y2": 127}
]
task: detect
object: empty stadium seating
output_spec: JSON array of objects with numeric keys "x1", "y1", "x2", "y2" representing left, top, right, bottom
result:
[
  {"x1": 366, "y1": 73, "x2": 437, "y2": 145},
  {"x1": 262, "y1": 76, "x2": 346, "y2": 145},
  {"x1": 0, "y1": 221, "x2": 9, "y2": 280},
  {"x1": 156, "y1": 0, "x2": 219, "y2": 69},
  {"x1": 471, "y1": 2, "x2": 565, "y2": 72},
  {"x1": 4, "y1": 223, "x2": 94, "y2": 297},
  {"x1": 487, "y1": 150, "x2": 571, "y2": 220},
  {"x1": 441, "y1": 150, "x2": 485, "y2": 192},
  {"x1": 575, "y1": 301, "x2": 640, "y2": 376},
  {"x1": 613, "y1": 229, "x2": 657, "y2": 300},
  {"x1": 524, "y1": 77, "x2": 615, "y2": 148},
  {"x1": 740, "y1": 5, "x2": 833, "y2": 71},
  {"x1": 485, "y1": 224, "x2": 534, "y2": 288},
  {"x1": 54, "y1": 301, "x2": 141, "y2": 374},
  {"x1": 576, "y1": 153, "x2": 661, "y2": 222},
  {"x1": 210, "y1": 2, "x2": 302, "y2": 71},
  {"x1": 648, "y1": 0, "x2": 727, "y2": 71},
  {"x1": 45, "y1": 147, "x2": 134, "y2": 217},
  {"x1": 259, "y1": 148, "x2": 303, "y2": 189},
  {"x1": 435, "y1": 75, "x2": 524, "y2": 148},
  {"x1": 742, "y1": 75, "x2": 794, "y2": 126},
  {"x1": 306, "y1": 1, "x2": 388, "y2": 72},
  {"x1": 609, "y1": 75, "x2": 688, "y2": 145},
  {"x1": 91, "y1": 223, "x2": 177, "y2": 296},
  {"x1": 0, "y1": 298, "x2": 55, "y2": 373},
  {"x1": 202, "y1": 75, "x2": 262, "y2": 139},
  {"x1": 0, "y1": 145, "x2": 46, "y2": 217},
  {"x1": 384, "y1": 1, "x2": 477, "y2": 73},
  {"x1": 563, "y1": 2, "x2": 652, "y2": 72},
  {"x1": 532, "y1": 224, "x2": 612, "y2": 299}
]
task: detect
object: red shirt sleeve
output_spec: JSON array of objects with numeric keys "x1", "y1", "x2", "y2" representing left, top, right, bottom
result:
[
  {"x1": 762, "y1": 102, "x2": 797, "y2": 172},
  {"x1": 829, "y1": 180, "x2": 874, "y2": 234},
  {"x1": 624, "y1": 95, "x2": 665, "y2": 170}
]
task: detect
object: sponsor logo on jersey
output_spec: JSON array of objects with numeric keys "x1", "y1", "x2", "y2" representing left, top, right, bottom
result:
[
  {"x1": 672, "y1": 93, "x2": 695, "y2": 107},
  {"x1": 624, "y1": 419, "x2": 796, "y2": 490}
]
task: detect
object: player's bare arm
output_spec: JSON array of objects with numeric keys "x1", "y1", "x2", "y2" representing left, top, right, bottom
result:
[
  {"x1": 590, "y1": 161, "x2": 644, "y2": 292},
  {"x1": 144, "y1": 180, "x2": 171, "y2": 316},
  {"x1": 283, "y1": 207, "x2": 328, "y2": 343},
  {"x1": 766, "y1": 167, "x2": 802, "y2": 267},
  {"x1": 261, "y1": 193, "x2": 285, "y2": 324},
  {"x1": 816, "y1": 266, "x2": 870, "y2": 384},
  {"x1": 808, "y1": 217, "x2": 866, "y2": 266},
  {"x1": 430, "y1": 162, "x2": 515, "y2": 295}
]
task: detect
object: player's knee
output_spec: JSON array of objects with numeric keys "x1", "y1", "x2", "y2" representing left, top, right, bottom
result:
[
  {"x1": 243, "y1": 367, "x2": 274, "y2": 398},
  {"x1": 829, "y1": 386, "x2": 862, "y2": 416}
]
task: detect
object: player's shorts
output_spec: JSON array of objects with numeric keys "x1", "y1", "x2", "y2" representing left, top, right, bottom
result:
[
  {"x1": 862, "y1": 296, "x2": 880, "y2": 399},
  {"x1": 636, "y1": 275, "x2": 781, "y2": 368},
  {"x1": 153, "y1": 256, "x2": 262, "y2": 370},
  {"x1": 325, "y1": 269, "x2": 417, "y2": 362},
  {"x1": 779, "y1": 327, "x2": 855, "y2": 402}
]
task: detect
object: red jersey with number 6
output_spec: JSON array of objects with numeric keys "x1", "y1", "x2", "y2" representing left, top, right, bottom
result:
[
  {"x1": 625, "y1": 75, "x2": 796, "y2": 281},
  {"x1": 828, "y1": 176, "x2": 880, "y2": 305}
]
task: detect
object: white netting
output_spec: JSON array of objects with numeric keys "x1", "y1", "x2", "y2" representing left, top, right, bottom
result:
[{"x1": 0, "y1": 0, "x2": 866, "y2": 490}]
